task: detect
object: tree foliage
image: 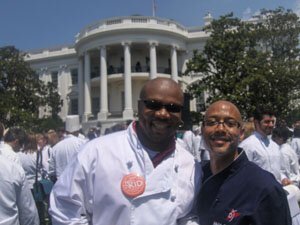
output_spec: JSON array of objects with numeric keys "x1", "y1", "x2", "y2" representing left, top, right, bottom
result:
[
  {"x1": 184, "y1": 8, "x2": 300, "y2": 121},
  {"x1": 0, "y1": 46, "x2": 63, "y2": 131}
]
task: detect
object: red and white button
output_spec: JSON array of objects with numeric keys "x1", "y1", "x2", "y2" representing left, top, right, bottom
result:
[{"x1": 121, "y1": 173, "x2": 146, "y2": 198}]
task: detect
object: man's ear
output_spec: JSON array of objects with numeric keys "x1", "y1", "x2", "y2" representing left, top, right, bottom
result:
[
  {"x1": 239, "y1": 128, "x2": 245, "y2": 142},
  {"x1": 253, "y1": 119, "x2": 259, "y2": 129},
  {"x1": 10, "y1": 139, "x2": 19, "y2": 152}
]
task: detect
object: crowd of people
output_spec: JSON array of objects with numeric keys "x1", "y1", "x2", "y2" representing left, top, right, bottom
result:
[{"x1": 1, "y1": 77, "x2": 300, "y2": 225}]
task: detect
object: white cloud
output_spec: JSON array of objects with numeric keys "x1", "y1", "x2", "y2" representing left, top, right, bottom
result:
[
  {"x1": 294, "y1": 0, "x2": 300, "y2": 16},
  {"x1": 242, "y1": 7, "x2": 252, "y2": 20}
]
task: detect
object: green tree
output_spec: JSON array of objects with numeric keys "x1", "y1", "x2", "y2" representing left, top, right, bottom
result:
[
  {"x1": 0, "y1": 46, "x2": 63, "y2": 130},
  {"x1": 184, "y1": 8, "x2": 300, "y2": 120}
]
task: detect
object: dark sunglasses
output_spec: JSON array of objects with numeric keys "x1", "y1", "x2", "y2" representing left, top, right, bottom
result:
[{"x1": 140, "y1": 99, "x2": 183, "y2": 113}]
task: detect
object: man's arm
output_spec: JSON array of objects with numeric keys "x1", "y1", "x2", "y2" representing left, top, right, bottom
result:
[
  {"x1": 253, "y1": 185, "x2": 292, "y2": 225},
  {"x1": 49, "y1": 156, "x2": 92, "y2": 225},
  {"x1": 18, "y1": 169, "x2": 40, "y2": 225}
]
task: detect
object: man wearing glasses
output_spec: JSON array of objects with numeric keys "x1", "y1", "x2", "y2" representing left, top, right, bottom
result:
[
  {"x1": 197, "y1": 100, "x2": 291, "y2": 225},
  {"x1": 49, "y1": 77, "x2": 201, "y2": 225}
]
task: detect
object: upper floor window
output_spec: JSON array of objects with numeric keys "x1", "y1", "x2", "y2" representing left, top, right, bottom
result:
[
  {"x1": 51, "y1": 71, "x2": 58, "y2": 86},
  {"x1": 71, "y1": 68, "x2": 78, "y2": 85},
  {"x1": 70, "y1": 98, "x2": 78, "y2": 114}
]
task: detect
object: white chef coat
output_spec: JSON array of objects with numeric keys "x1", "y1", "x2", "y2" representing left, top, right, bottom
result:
[
  {"x1": 182, "y1": 131, "x2": 209, "y2": 162},
  {"x1": 50, "y1": 123, "x2": 201, "y2": 225},
  {"x1": 291, "y1": 137, "x2": 300, "y2": 163},
  {"x1": 0, "y1": 143, "x2": 21, "y2": 165},
  {"x1": 280, "y1": 143, "x2": 300, "y2": 186},
  {"x1": 239, "y1": 131, "x2": 286, "y2": 183},
  {"x1": 48, "y1": 134, "x2": 86, "y2": 179},
  {"x1": 18, "y1": 151, "x2": 38, "y2": 189},
  {"x1": 40, "y1": 144, "x2": 52, "y2": 173},
  {"x1": 0, "y1": 154, "x2": 39, "y2": 225}
]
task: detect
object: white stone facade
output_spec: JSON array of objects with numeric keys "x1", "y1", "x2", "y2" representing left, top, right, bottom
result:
[{"x1": 25, "y1": 16, "x2": 210, "y2": 131}]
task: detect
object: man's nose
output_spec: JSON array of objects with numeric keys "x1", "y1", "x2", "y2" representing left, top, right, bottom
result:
[{"x1": 155, "y1": 107, "x2": 171, "y2": 118}]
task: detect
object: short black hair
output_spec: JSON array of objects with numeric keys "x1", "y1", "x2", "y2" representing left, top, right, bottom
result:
[
  {"x1": 4, "y1": 127, "x2": 27, "y2": 146},
  {"x1": 253, "y1": 106, "x2": 275, "y2": 122},
  {"x1": 294, "y1": 128, "x2": 300, "y2": 138},
  {"x1": 272, "y1": 127, "x2": 292, "y2": 142}
]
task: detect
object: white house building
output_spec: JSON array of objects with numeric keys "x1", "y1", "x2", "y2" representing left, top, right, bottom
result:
[{"x1": 25, "y1": 15, "x2": 212, "y2": 132}]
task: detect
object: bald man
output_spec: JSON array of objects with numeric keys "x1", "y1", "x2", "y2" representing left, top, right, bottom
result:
[
  {"x1": 50, "y1": 78, "x2": 201, "y2": 225},
  {"x1": 197, "y1": 100, "x2": 291, "y2": 225}
]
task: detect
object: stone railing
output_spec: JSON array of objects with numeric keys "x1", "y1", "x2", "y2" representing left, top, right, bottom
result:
[{"x1": 75, "y1": 16, "x2": 190, "y2": 42}]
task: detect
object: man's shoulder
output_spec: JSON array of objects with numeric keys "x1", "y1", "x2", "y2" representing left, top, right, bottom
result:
[
  {"x1": 0, "y1": 155, "x2": 24, "y2": 181},
  {"x1": 239, "y1": 135, "x2": 260, "y2": 152},
  {"x1": 78, "y1": 131, "x2": 127, "y2": 154},
  {"x1": 176, "y1": 140, "x2": 197, "y2": 160},
  {"x1": 242, "y1": 160, "x2": 281, "y2": 187},
  {"x1": 240, "y1": 134, "x2": 258, "y2": 145}
]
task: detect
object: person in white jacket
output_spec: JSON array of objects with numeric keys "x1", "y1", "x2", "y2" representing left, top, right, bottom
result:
[
  {"x1": 272, "y1": 126, "x2": 300, "y2": 187},
  {"x1": 49, "y1": 77, "x2": 201, "y2": 225},
  {"x1": 48, "y1": 115, "x2": 87, "y2": 180},
  {"x1": 239, "y1": 107, "x2": 287, "y2": 184},
  {"x1": 291, "y1": 127, "x2": 300, "y2": 164},
  {"x1": 0, "y1": 127, "x2": 27, "y2": 165},
  {"x1": 0, "y1": 154, "x2": 39, "y2": 225}
]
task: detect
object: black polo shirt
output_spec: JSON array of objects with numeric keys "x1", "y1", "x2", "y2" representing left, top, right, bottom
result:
[{"x1": 197, "y1": 149, "x2": 292, "y2": 225}]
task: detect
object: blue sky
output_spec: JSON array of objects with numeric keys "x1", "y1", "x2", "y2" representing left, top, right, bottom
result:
[{"x1": 1, "y1": 0, "x2": 299, "y2": 51}]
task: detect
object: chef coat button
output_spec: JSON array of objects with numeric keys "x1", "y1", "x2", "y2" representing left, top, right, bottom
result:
[
  {"x1": 126, "y1": 161, "x2": 133, "y2": 168},
  {"x1": 174, "y1": 165, "x2": 179, "y2": 173},
  {"x1": 171, "y1": 195, "x2": 176, "y2": 202}
]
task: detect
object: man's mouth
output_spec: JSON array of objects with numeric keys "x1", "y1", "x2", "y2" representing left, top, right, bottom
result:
[
  {"x1": 152, "y1": 121, "x2": 170, "y2": 130},
  {"x1": 210, "y1": 136, "x2": 231, "y2": 144}
]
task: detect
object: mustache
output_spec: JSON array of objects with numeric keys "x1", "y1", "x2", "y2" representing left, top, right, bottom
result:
[{"x1": 209, "y1": 133, "x2": 233, "y2": 142}]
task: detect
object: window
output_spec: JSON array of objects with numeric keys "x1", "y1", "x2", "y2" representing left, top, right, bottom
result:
[
  {"x1": 121, "y1": 91, "x2": 125, "y2": 110},
  {"x1": 51, "y1": 71, "x2": 58, "y2": 86},
  {"x1": 71, "y1": 68, "x2": 78, "y2": 85},
  {"x1": 92, "y1": 97, "x2": 100, "y2": 117},
  {"x1": 91, "y1": 66, "x2": 99, "y2": 79},
  {"x1": 70, "y1": 99, "x2": 78, "y2": 114}
]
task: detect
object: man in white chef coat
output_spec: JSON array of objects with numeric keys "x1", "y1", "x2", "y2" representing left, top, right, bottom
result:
[{"x1": 49, "y1": 77, "x2": 201, "y2": 225}]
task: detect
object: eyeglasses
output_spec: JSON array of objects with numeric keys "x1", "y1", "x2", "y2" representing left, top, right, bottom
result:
[
  {"x1": 204, "y1": 118, "x2": 241, "y2": 128},
  {"x1": 140, "y1": 99, "x2": 183, "y2": 113}
]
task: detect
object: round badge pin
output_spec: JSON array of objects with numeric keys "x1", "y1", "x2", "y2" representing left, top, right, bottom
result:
[{"x1": 121, "y1": 173, "x2": 146, "y2": 198}]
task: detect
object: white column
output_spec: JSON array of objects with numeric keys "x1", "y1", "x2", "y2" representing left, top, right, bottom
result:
[
  {"x1": 83, "y1": 51, "x2": 92, "y2": 122},
  {"x1": 122, "y1": 42, "x2": 133, "y2": 119},
  {"x1": 39, "y1": 68, "x2": 49, "y2": 118},
  {"x1": 149, "y1": 42, "x2": 157, "y2": 79},
  {"x1": 59, "y1": 64, "x2": 68, "y2": 119},
  {"x1": 78, "y1": 56, "x2": 84, "y2": 117},
  {"x1": 98, "y1": 46, "x2": 108, "y2": 120},
  {"x1": 171, "y1": 45, "x2": 178, "y2": 82}
]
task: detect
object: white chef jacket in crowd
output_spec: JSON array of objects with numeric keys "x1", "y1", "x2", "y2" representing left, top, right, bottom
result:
[
  {"x1": 0, "y1": 154, "x2": 39, "y2": 225},
  {"x1": 0, "y1": 143, "x2": 21, "y2": 165},
  {"x1": 48, "y1": 134, "x2": 86, "y2": 179},
  {"x1": 239, "y1": 131, "x2": 286, "y2": 183},
  {"x1": 291, "y1": 137, "x2": 300, "y2": 162},
  {"x1": 18, "y1": 151, "x2": 38, "y2": 189},
  {"x1": 50, "y1": 123, "x2": 202, "y2": 225},
  {"x1": 280, "y1": 143, "x2": 300, "y2": 186},
  {"x1": 182, "y1": 131, "x2": 209, "y2": 162},
  {"x1": 40, "y1": 144, "x2": 52, "y2": 173},
  {"x1": 182, "y1": 130, "x2": 196, "y2": 155}
]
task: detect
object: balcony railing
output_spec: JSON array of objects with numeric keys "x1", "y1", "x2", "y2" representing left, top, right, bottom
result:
[{"x1": 90, "y1": 66, "x2": 182, "y2": 78}]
